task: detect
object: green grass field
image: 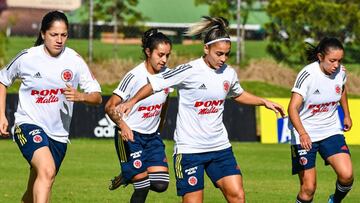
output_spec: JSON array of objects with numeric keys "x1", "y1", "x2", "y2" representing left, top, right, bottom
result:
[{"x1": 1, "y1": 139, "x2": 359, "y2": 202}]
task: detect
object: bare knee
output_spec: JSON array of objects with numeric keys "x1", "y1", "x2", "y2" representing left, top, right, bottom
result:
[
  {"x1": 338, "y1": 172, "x2": 354, "y2": 185},
  {"x1": 300, "y1": 182, "x2": 316, "y2": 199},
  {"x1": 225, "y1": 188, "x2": 245, "y2": 203},
  {"x1": 37, "y1": 166, "x2": 56, "y2": 185}
]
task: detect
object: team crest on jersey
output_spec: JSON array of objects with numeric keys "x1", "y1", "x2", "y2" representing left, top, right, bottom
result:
[
  {"x1": 335, "y1": 85, "x2": 341, "y2": 95},
  {"x1": 133, "y1": 159, "x2": 142, "y2": 169},
  {"x1": 299, "y1": 157, "x2": 308, "y2": 166},
  {"x1": 188, "y1": 176, "x2": 198, "y2": 186},
  {"x1": 223, "y1": 80, "x2": 230, "y2": 92},
  {"x1": 33, "y1": 134, "x2": 43, "y2": 143},
  {"x1": 61, "y1": 69, "x2": 73, "y2": 82},
  {"x1": 164, "y1": 88, "x2": 169, "y2": 94}
]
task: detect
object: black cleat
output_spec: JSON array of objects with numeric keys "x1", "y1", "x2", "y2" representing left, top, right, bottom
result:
[{"x1": 109, "y1": 173, "x2": 128, "y2": 190}]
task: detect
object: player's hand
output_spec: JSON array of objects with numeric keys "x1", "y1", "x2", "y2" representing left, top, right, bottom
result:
[
  {"x1": 0, "y1": 116, "x2": 10, "y2": 137},
  {"x1": 118, "y1": 101, "x2": 135, "y2": 117},
  {"x1": 343, "y1": 116, "x2": 352, "y2": 132},
  {"x1": 64, "y1": 83, "x2": 84, "y2": 102},
  {"x1": 299, "y1": 133, "x2": 312, "y2": 151},
  {"x1": 264, "y1": 100, "x2": 286, "y2": 118},
  {"x1": 119, "y1": 122, "x2": 134, "y2": 142}
]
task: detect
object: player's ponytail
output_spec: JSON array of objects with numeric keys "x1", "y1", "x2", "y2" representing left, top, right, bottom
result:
[
  {"x1": 34, "y1": 10, "x2": 69, "y2": 46},
  {"x1": 185, "y1": 16, "x2": 230, "y2": 46},
  {"x1": 305, "y1": 37, "x2": 344, "y2": 63},
  {"x1": 141, "y1": 28, "x2": 172, "y2": 59}
]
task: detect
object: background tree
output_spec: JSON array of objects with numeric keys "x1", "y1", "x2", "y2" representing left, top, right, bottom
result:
[
  {"x1": 0, "y1": 0, "x2": 7, "y2": 67},
  {"x1": 70, "y1": 0, "x2": 143, "y2": 25},
  {"x1": 194, "y1": 0, "x2": 256, "y2": 63},
  {"x1": 266, "y1": 0, "x2": 360, "y2": 65}
]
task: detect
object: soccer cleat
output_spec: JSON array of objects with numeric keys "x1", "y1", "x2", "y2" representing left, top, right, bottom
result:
[
  {"x1": 109, "y1": 173, "x2": 128, "y2": 190},
  {"x1": 328, "y1": 194, "x2": 334, "y2": 203}
]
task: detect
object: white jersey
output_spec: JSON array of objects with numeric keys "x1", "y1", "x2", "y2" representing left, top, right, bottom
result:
[
  {"x1": 289, "y1": 61, "x2": 345, "y2": 144},
  {"x1": 113, "y1": 62, "x2": 170, "y2": 134},
  {"x1": 0, "y1": 45, "x2": 101, "y2": 143},
  {"x1": 148, "y1": 57, "x2": 243, "y2": 154}
]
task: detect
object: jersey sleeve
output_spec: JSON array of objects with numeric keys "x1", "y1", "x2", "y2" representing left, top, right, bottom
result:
[
  {"x1": 291, "y1": 69, "x2": 311, "y2": 100},
  {"x1": 341, "y1": 66, "x2": 347, "y2": 85},
  {"x1": 148, "y1": 64, "x2": 193, "y2": 92},
  {"x1": 228, "y1": 69, "x2": 244, "y2": 97},
  {"x1": 0, "y1": 50, "x2": 27, "y2": 87},
  {"x1": 77, "y1": 58, "x2": 101, "y2": 93},
  {"x1": 113, "y1": 72, "x2": 136, "y2": 101}
]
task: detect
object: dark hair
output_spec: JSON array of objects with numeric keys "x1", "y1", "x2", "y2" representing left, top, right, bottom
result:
[
  {"x1": 34, "y1": 10, "x2": 69, "y2": 46},
  {"x1": 141, "y1": 28, "x2": 172, "y2": 59},
  {"x1": 305, "y1": 37, "x2": 344, "y2": 63},
  {"x1": 185, "y1": 16, "x2": 230, "y2": 45}
]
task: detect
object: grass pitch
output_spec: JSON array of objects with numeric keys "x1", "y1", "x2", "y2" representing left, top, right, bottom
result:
[{"x1": 0, "y1": 139, "x2": 359, "y2": 202}]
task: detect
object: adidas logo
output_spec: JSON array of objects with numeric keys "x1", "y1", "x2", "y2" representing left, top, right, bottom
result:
[
  {"x1": 199, "y1": 84, "x2": 207, "y2": 89},
  {"x1": 33, "y1": 72, "x2": 42, "y2": 78},
  {"x1": 313, "y1": 89, "x2": 320, "y2": 94}
]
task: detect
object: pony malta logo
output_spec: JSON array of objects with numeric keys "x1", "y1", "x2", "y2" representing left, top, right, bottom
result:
[
  {"x1": 31, "y1": 88, "x2": 65, "y2": 103},
  {"x1": 308, "y1": 101, "x2": 337, "y2": 115},
  {"x1": 194, "y1": 99, "x2": 224, "y2": 115},
  {"x1": 137, "y1": 103, "x2": 164, "y2": 118}
]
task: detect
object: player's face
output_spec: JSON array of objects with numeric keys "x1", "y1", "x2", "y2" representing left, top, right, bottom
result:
[
  {"x1": 318, "y1": 48, "x2": 344, "y2": 75},
  {"x1": 147, "y1": 42, "x2": 171, "y2": 74},
  {"x1": 204, "y1": 41, "x2": 231, "y2": 70},
  {"x1": 42, "y1": 20, "x2": 68, "y2": 57}
]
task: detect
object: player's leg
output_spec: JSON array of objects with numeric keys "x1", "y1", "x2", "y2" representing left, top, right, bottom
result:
[
  {"x1": 216, "y1": 175, "x2": 244, "y2": 203},
  {"x1": 130, "y1": 172, "x2": 150, "y2": 203},
  {"x1": 183, "y1": 190, "x2": 203, "y2": 203},
  {"x1": 147, "y1": 166, "x2": 169, "y2": 192},
  {"x1": 145, "y1": 133, "x2": 169, "y2": 193},
  {"x1": 14, "y1": 124, "x2": 62, "y2": 203},
  {"x1": 21, "y1": 167, "x2": 36, "y2": 203},
  {"x1": 173, "y1": 153, "x2": 206, "y2": 203},
  {"x1": 297, "y1": 168, "x2": 316, "y2": 202},
  {"x1": 291, "y1": 144, "x2": 318, "y2": 202},
  {"x1": 117, "y1": 131, "x2": 151, "y2": 203},
  {"x1": 320, "y1": 134, "x2": 353, "y2": 202},
  {"x1": 206, "y1": 147, "x2": 244, "y2": 203},
  {"x1": 31, "y1": 146, "x2": 56, "y2": 203}
]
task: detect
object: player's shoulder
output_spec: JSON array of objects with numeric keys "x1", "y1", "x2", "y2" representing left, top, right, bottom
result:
[
  {"x1": 221, "y1": 64, "x2": 236, "y2": 74},
  {"x1": 128, "y1": 62, "x2": 147, "y2": 77},
  {"x1": 61, "y1": 47, "x2": 85, "y2": 62},
  {"x1": 297, "y1": 62, "x2": 318, "y2": 79}
]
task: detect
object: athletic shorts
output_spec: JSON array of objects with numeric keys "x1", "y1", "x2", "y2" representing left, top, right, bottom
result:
[
  {"x1": 115, "y1": 128, "x2": 168, "y2": 182},
  {"x1": 13, "y1": 124, "x2": 67, "y2": 172},
  {"x1": 173, "y1": 147, "x2": 241, "y2": 196},
  {"x1": 291, "y1": 134, "x2": 350, "y2": 174}
]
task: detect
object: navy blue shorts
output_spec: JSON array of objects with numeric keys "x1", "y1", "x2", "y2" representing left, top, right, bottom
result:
[
  {"x1": 13, "y1": 124, "x2": 67, "y2": 172},
  {"x1": 115, "y1": 128, "x2": 168, "y2": 182},
  {"x1": 291, "y1": 134, "x2": 350, "y2": 174},
  {"x1": 173, "y1": 147, "x2": 241, "y2": 196}
]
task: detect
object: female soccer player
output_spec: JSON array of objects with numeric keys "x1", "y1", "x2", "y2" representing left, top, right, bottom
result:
[
  {"x1": 288, "y1": 37, "x2": 353, "y2": 203},
  {"x1": 117, "y1": 16, "x2": 285, "y2": 203},
  {"x1": 105, "y1": 28, "x2": 172, "y2": 203},
  {"x1": 0, "y1": 11, "x2": 102, "y2": 203}
]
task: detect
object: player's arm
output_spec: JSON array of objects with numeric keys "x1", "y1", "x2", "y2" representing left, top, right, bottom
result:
[
  {"x1": 119, "y1": 83, "x2": 154, "y2": 116},
  {"x1": 233, "y1": 91, "x2": 285, "y2": 117},
  {"x1": 105, "y1": 94, "x2": 134, "y2": 142},
  {"x1": 288, "y1": 92, "x2": 312, "y2": 150},
  {"x1": 0, "y1": 83, "x2": 9, "y2": 136},
  {"x1": 63, "y1": 83, "x2": 102, "y2": 105},
  {"x1": 157, "y1": 97, "x2": 170, "y2": 133},
  {"x1": 339, "y1": 85, "x2": 352, "y2": 131}
]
